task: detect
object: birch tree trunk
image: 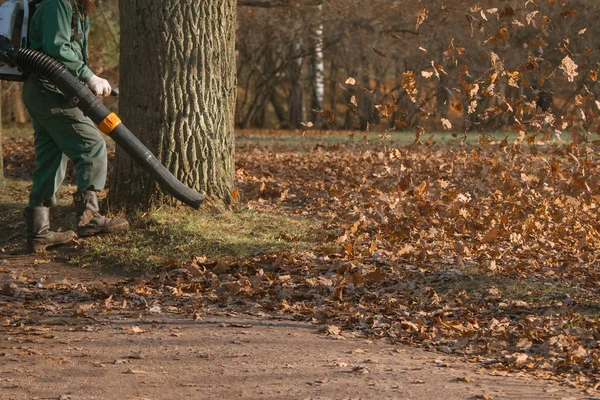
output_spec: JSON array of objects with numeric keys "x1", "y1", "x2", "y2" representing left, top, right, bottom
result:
[
  {"x1": 309, "y1": 3, "x2": 325, "y2": 125},
  {"x1": 110, "y1": 1, "x2": 237, "y2": 211}
]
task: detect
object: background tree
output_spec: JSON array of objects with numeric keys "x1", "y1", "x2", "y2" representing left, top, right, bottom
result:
[
  {"x1": 2, "y1": 0, "x2": 599, "y2": 136},
  {"x1": 309, "y1": 2, "x2": 325, "y2": 126},
  {"x1": 109, "y1": 1, "x2": 237, "y2": 211},
  {"x1": 233, "y1": 0, "x2": 600, "y2": 135}
]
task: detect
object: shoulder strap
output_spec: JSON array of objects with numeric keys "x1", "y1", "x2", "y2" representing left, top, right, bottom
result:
[
  {"x1": 68, "y1": 0, "x2": 83, "y2": 41},
  {"x1": 28, "y1": 0, "x2": 43, "y2": 15},
  {"x1": 25, "y1": 0, "x2": 43, "y2": 48}
]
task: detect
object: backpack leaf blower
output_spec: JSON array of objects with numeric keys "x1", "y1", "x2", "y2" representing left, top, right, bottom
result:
[{"x1": 0, "y1": 1, "x2": 204, "y2": 209}]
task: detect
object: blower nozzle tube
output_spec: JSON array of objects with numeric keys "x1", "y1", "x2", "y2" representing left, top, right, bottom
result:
[{"x1": 0, "y1": 37, "x2": 204, "y2": 209}]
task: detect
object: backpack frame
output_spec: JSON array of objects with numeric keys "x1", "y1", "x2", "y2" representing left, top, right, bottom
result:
[{"x1": 0, "y1": 0, "x2": 79, "y2": 81}]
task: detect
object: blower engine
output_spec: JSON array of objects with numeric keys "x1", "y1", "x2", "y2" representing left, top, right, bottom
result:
[{"x1": 0, "y1": 0, "x2": 30, "y2": 81}]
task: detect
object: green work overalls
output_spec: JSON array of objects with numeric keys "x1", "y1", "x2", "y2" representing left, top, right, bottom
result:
[{"x1": 23, "y1": 0, "x2": 107, "y2": 207}]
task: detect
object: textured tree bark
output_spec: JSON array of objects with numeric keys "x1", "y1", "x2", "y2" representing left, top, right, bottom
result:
[{"x1": 109, "y1": 1, "x2": 237, "y2": 211}]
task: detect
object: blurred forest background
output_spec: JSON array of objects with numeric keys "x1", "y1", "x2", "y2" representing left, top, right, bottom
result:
[{"x1": 2, "y1": 0, "x2": 599, "y2": 136}]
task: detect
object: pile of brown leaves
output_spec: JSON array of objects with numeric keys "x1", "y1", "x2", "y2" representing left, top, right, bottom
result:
[
  {"x1": 226, "y1": 138, "x2": 600, "y2": 386},
  {"x1": 3, "y1": 135, "x2": 600, "y2": 387}
]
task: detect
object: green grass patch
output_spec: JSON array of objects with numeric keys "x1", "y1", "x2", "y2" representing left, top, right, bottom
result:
[
  {"x1": 431, "y1": 267, "x2": 577, "y2": 305},
  {"x1": 235, "y1": 130, "x2": 524, "y2": 150},
  {"x1": 5, "y1": 124, "x2": 570, "y2": 149},
  {"x1": 0, "y1": 179, "x2": 320, "y2": 271},
  {"x1": 5, "y1": 124, "x2": 517, "y2": 144},
  {"x1": 73, "y1": 206, "x2": 318, "y2": 271}
]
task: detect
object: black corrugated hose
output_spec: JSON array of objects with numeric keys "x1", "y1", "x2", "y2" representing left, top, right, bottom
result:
[{"x1": 0, "y1": 37, "x2": 204, "y2": 210}]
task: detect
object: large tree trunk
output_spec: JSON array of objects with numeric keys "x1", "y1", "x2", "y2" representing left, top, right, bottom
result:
[{"x1": 110, "y1": 1, "x2": 237, "y2": 211}]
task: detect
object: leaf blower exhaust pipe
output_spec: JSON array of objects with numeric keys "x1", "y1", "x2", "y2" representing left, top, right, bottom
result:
[{"x1": 0, "y1": 37, "x2": 204, "y2": 209}]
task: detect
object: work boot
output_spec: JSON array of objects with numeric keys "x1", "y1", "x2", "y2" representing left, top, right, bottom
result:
[
  {"x1": 73, "y1": 191, "x2": 129, "y2": 237},
  {"x1": 25, "y1": 207, "x2": 77, "y2": 253}
]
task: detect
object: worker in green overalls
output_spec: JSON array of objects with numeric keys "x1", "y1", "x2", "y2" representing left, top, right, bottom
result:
[{"x1": 23, "y1": 0, "x2": 128, "y2": 252}]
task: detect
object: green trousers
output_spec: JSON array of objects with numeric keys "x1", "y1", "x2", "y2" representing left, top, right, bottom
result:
[{"x1": 23, "y1": 78, "x2": 107, "y2": 207}]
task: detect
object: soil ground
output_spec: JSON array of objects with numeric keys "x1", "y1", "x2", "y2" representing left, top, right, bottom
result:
[{"x1": 0, "y1": 253, "x2": 593, "y2": 400}]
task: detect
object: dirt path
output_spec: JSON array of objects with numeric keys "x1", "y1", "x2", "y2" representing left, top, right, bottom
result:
[{"x1": 0, "y1": 254, "x2": 592, "y2": 400}]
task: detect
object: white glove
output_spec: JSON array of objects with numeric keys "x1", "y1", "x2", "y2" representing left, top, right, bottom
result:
[{"x1": 87, "y1": 74, "x2": 112, "y2": 97}]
